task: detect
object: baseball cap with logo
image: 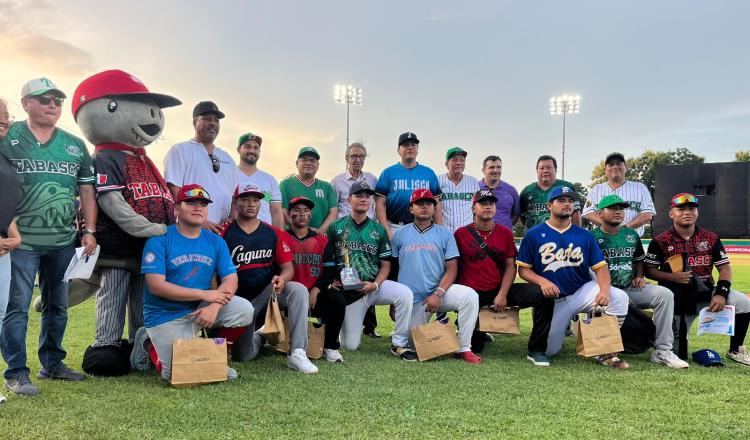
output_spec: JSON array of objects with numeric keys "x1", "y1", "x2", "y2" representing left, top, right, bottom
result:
[
  {"x1": 445, "y1": 147, "x2": 467, "y2": 161},
  {"x1": 671, "y1": 192, "x2": 699, "y2": 208},
  {"x1": 349, "y1": 181, "x2": 376, "y2": 196},
  {"x1": 72, "y1": 69, "x2": 181, "y2": 119},
  {"x1": 605, "y1": 152, "x2": 626, "y2": 165},
  {"x1": 398, "y1": 132, "x2": 420, "y2": 146},
  {"x1": 233, "y1": 183, "x2": 265, "y2": 200},
  {"x1": 547, "y1": 186, "x2": 577, "y2": 203},
  {"x1": 288, "y1": 196, "x2": 315, "y2": 210},
  {"x1": 597, "y1": 194, "x2": 630, "y2": 210},
  {"x1": 192, "y1": 101, "x2": 225, "y2": 119},
  {"x1": 238, "y1": 132, "x2": 263, "y2": 147},
  {"x1": 473, "y1": 189, "x2": 498, "y2": 205},
  {"x1": 692, "y1": 349, "x2": 724, "y2": 367},
  {"x1": 21, "y1": 77, "x2": 66, "y2": 99},
  {"x1": 409, "y1": 188, "x2": 437, "y2": 205},
  {"x1": 297, "y1": 146, "x2": 320, "y2": 159},
  {"x1": 176, "y1": 184, "x2": 213, "y2": 203}
]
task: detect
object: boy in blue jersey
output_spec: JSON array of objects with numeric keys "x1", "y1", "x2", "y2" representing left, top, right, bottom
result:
[
  {"x1": 392, "y1": 189, "x2": 482, "y2": 364},
  {"x1": 130, "y1": 184, "x2": 254, "y2": 381},
  {"x1": 517, "y1": 186, "x2": 630, "y2": 369}
]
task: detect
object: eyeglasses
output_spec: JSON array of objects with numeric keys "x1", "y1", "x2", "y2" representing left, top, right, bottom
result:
[
  {"x1": 348, "y1": 154, "x2": 366, "y2": 160},
  {"x1": 209, "y1": 153, "x2": 220, "y2": 173},
  {"x1": 672, "y1": 194, "x2": 698, "y2": 205},
  {"x1": 30, "y1": 95, "x2": 65, "y2": 107}
]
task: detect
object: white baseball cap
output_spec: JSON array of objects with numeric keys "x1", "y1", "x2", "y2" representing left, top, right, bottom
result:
[{"x1": 21, "y1": 77, "x2": 66, "y2": 99}]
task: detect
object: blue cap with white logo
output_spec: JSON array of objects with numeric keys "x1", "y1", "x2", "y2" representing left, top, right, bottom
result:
[
  {"x1": 547, "y1": 186, "x2": 577, "y2": 203},
  {"x1": 691, "y1": 349, "x2": 724, "y2": 367}
]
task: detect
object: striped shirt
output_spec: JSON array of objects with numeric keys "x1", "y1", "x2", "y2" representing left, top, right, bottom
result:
[
  {"x1": 438, "y1": 173, "x2": 480, "y2": 232},
  {"x1": 583, "y1": 180, "x2": 656, "y2": 237}
]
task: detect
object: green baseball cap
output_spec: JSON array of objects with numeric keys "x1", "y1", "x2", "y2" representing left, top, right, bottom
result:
[
  {"x1": 597, "y1": 194, "x2": 630, "y2": 210},
  {"x1": 238, "y1": 132, "x2": 262, "y2": 147},
  {"x1": 445, "y1": 147, "x2": 467, "y2": 161},
  {"x1": 297, "y1": 146, "x2": 320, "y2": 159}
]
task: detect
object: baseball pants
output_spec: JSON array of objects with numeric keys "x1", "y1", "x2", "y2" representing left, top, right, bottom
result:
[
  {"x1": 408, "y1": 284, "x2": 478, "y2": 353},
  {"x1": 340, "y1": 280, "x2": 413, "y2": 350},
  {"x1": 92, "y1": 267, "x2": 144, "y2": 347},
  {"x1": 546, "y1": 280, "x2": 629, "y2": 357}
]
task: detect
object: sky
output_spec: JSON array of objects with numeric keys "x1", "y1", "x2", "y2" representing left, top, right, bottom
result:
[{"x1": 2, "y1": 0, "x2": 749, "y2": 188}]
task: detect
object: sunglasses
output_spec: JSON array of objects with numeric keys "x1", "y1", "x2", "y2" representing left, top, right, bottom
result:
[
  {"x1": 30, "y1": 95, "x2": 65, "y2": 107},
  {"x1": 672, "y1": 194, "x2": 698, "y2": 205},
  {"x1": 182, "y1": 188, "x2": 211, "y2": 200},
  {"x1": 208, "y1": 153, "x2": 220, "y2": 173}
]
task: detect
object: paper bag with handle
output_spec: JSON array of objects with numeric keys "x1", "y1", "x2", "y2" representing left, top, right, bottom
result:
[
  {"x1": 263, "y1": 291, "x2": 286, "y2": 345},
  {"x1": 170, "y1": 328, "x2": 228, "y2": 388},
  {"x1": 411, "y1": 320, "x2": 460, "y2": 361},
  {"x1": 478, "y1": 307, "x2": 521, "y2": 335},
  {"x1": 276, "y1": 317, "x2": 325, "y2": 359},
  {"x1": 575, "y1": 307, "x2": 624, "y2": 357}
]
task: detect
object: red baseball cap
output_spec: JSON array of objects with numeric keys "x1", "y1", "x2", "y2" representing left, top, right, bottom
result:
[
  {"x1": 72, "y1": 69, "x2": 181, "y2": 119},
  {"x1": 409, "y1": 189, "x2": 437, "y2": 205},
  {"x1": 176, "y1": 184, "x2": 213, "y2": 204},
  {"x1": 288, "y1": 196, "x2": 315, "y2": 210},
  {"x1": 671, "y1": 192, "x2": 699, "y2": 208},
  {"x1": 233, "y1": 183, "x2": 265, "y2": 200}
]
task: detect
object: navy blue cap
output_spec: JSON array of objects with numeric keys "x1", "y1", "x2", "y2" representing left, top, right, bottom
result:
[
  {"x1": 692, "y1": 349, "x2": 724, "y2": 367},
  {"x1": 547, "y1": 186, "x2": 577, "y2": 203},
  {"x1": 349, "y1": 181, "x2": 376, "y2": 196}
]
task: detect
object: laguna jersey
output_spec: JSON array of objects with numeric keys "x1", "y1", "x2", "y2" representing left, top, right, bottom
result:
[
  {"x1": 285, "y1": 229, "x2": 336, "y2": 290},
  {"x1": 519, "y1": 179, "x2": 581, "y2": 229},
  {"x1": 517, "y1": 222, "x2": 607, "y2": 297},
  {"x1": 645, "y1": 226, "x2": 729, "y2": 286},
  {"x1": 592, "y1": 227, "x2": 644, "y2": 289}
]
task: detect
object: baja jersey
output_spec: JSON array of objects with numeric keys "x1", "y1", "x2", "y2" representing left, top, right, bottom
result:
[{"x1": 592, "y1": 227, "x2": 644, "y2": 289}]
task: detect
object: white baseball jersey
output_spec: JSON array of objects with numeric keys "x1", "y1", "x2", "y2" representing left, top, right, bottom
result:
[
  {"x1": 583, "y1": 180, "x2": 656, "y2": 237},
  {"x1": 438, "y1": 173, "x2": 480, "y2": 232}
]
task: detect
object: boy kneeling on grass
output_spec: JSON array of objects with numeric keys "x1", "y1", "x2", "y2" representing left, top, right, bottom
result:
[{"x1": 129, "y1": 184, "x2": 254, "y2": 381}]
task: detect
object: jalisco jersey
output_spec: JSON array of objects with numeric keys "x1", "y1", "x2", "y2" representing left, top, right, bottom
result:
[
  {"x1": 645, "y1": 226, "x2": 729, "y2": 286},
  {"x1": 285, "y1": 229, "x2": 336, "y2": 290},
  {"x1": 592, "y1": 227, "x2": 645, "y2": 289},
  {"x1": 279, "y1": 176, "x2": 337, "y2": 229},
  {"x1": 94, "y1": 147, "x2": 175, "y2": 259},
  {"x1": 438, "y1": 173, "x2": 480, "y2": 232},
  {"x1": 0, "y1": 121, "x2": 95, "y2": 250},
  {"x1": 222, "y1": 221, "x2": 293, "y2": 300},
  {"x1": 517, "y1": 222, "x2": 607, "y2": 297},
  {"x1": 455, "y1": 223, "x2": 518, "y2": 292},
  {"x1": 375, "y1": 162, "x2": 442, "y2": 224},
  {"x1": 583, "y1": 181, "x2": 656, "y2": 237},
  {"x1": 326, "y1": 216, "x2": 391, "y2": 282},
  {"x1": 519, "y1": 179, "x2": 580, "y2": 230}
]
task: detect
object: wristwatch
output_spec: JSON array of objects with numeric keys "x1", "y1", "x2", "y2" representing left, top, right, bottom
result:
[{"x1": 82, "y1": 229, "x2": 96, "y2": 237}]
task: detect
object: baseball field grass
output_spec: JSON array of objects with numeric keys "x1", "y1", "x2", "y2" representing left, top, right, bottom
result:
[{"x1": 1, "y1": 263, "x2": 749, "y2": 439}]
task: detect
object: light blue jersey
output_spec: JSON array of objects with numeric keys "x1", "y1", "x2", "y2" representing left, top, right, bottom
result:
[
  {"x1": 391, "y1": 223, "x2": 459, "y2": 303},
  {"x1": 375, "y1": 163, "x2": 442, "y2": 224}
]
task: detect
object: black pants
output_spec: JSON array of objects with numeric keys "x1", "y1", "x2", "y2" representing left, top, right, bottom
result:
[
  {"x1": 472, "y1": 283, "x2": 554, "y2": 354},
  {"x1": 363, "y1": 305, "x2": 378, "y2": 333},
  {"x1": 310, "y1": 288, "x2": 347, "y2": 350}
]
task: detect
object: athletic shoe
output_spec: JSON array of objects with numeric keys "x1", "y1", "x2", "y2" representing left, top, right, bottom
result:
[
  {"x1": 130, "y1": 326, "x2": 153, "y2": 371},
  {"x1": 5, "y1": 375, "x2": 40, "y2": 396},
  {"x1": 526, "y1": 352, "x2": 551, "y2": 367},
  {"x1": 727, "y1": 346, "x2": 750, "y2": 367},
  {"x1": 390, "y1": 346, "x2": 418, "y2": 361},
  {"x1": 227, "y1": 367, "x2": 238, "y2": 380},
  {"x1": 0, "y1": 392, "x2": 6, "y2": 404},
  {"x1": 564, "y1": 321, "x2": 574, "y2": 337},
  {"x1": 651, "y1": 349, "x2": 689, "y2": 369},
  {"x1": 37, "y1": 363, "x2": 86, "y2": 381},
  {"x1": 484, "y1": 333, "x2": 495, "y2": 343},
  {"x1": 596, "y1": 353, "x2": 630, "y2": 370},
  {"x1": 454, "y1": 351, "x2": 483, "y2": 365},
  {"x1": 324, "y1": 349, "x2": 344, "y2": 363},
  {"x1": 363, "y1": 329, "x2": 382, "y2": 338},
  {"x1": 287, "y1": 348, "x2": 319, "y2": 374}
]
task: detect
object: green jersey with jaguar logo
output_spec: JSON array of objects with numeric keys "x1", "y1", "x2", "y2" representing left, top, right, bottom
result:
[{"x1": 592, "y1": 226, "x2": 645, "y2": 289}]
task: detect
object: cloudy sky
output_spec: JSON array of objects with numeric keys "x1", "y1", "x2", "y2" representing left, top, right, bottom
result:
[{"x1": 1, "y1": 0, "x2": 748, "y2": 188}]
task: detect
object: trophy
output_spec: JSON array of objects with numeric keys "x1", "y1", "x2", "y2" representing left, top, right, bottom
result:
[{"x1": 340, "y1": 228, "x2": 364, "y2": 291}]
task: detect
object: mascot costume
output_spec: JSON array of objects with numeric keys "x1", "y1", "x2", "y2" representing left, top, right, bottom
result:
[{"x1": 71, "y1": 70, "x2": 180, "y2": 375}]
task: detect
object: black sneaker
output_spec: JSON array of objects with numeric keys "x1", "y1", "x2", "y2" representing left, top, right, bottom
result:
[
  {"x1": 5, "y1": 375, "x2": 40, "y2": 396},
  {"x1": 363, "y1": 329, "x2": 382, "y2": 338},
  {"x1": 391, "y1": 346, "x2": 418, "y2": 361},
  {"x1": 37, "y1": 363, "x2": 86, "y2": 381}
]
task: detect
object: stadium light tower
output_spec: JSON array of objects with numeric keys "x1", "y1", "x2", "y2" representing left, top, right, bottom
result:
[
  {"x1": 549, "y1": 94, "x2": 581, "y2": 180},
  {"x1": 334, "y1": 84, "x2": 362, "y2": 147}
]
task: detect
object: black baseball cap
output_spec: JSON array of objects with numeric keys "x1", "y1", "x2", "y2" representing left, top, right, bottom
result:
[
  {"x1": 349, "y1": 181, "x2": 376, "y2": 196},
  {"x1": 288, "y1": 196, "x2": 315, "y2": 210},
  {"x1": 605, "y1": 152, "x2": 625, "y2": 165},
  {"x1": 472, "y1": 189, "x2": 498, "y2": 205},
  {"x1": 398, "y1": 132, "x2": 420, "y2": 146},
  {"x1": 193, "y1": 101, "x2": 225, "y2": 119}
]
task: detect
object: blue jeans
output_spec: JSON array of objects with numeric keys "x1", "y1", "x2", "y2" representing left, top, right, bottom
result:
[
  {"x1": 1, "y1": 246, "x2": 75, "y2": 379},
  {"x1": 0, "y1": 253, "x2": 10, "y2": 337}
]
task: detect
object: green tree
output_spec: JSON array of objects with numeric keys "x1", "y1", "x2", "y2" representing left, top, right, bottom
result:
[{"x1": 735, "y1": 150, "x2": 750, "y2": 162}]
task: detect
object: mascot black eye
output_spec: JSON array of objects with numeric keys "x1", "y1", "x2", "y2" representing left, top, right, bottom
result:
[{"x1": 108, "y1": 101, "x2": 118, "y2": 113}]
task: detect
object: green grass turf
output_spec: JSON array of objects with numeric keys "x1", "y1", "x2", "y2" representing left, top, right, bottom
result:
[{"x1": 1, "y1": 268, "x2": 750, "y2": 439}]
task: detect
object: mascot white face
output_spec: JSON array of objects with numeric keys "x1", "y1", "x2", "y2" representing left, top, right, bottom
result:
[{"x1": 77, "y1": 96, "x2": 165, "y2": 147}]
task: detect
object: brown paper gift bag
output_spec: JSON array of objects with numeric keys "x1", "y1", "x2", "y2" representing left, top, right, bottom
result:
[
  {"x1": 277, "y1": 318, "x2": 326, "y2": 359},
  {"x1": 263, "y1": 292, "x2": 286, "y2": 345},
  {"x1": 411, "y1": 320, "x2": 460, "y2": 361},
  {"x1": 170, "y1": 335, "x2": 228, "y2": 388},
  {"x1": 478, "y1": 307, "x2": 521, "y2": 335},
  {"x1": 575, "y1": 311, "x2": 624, "y2": 357}
]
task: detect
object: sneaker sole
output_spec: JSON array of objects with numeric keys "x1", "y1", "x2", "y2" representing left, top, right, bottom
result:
[
  {"x1": 727, "y1": 355, "x2": 750, "y2": 367},
  {"x1": 391, "y1": 350, "x2": 418, "y2": 362},
  {"x1": 651, "y1": 354, "x2": 689, "y2": 369},
  {"x1": 526, "y1": 355, "x2": 550, "y2": 367}
]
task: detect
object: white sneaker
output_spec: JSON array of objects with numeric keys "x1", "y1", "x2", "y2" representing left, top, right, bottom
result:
[
  {"x1": 651, "y1": 349, "x2": 689, "y2": 369},
  {"x1": 227, "y1": 367, "x2": 238, "y2": 380},
  {"x1": 324, "y1": 349, "x2": 344, "y2": 363},
  {"x1": 727, "y1": 346, "x2": 750, "y2": 366},
  {"x1": 287, "y1": 348, "x2": 319, "y2": 374},
  {"x1": 0, "y1": 392, "x2": 6, "y2": 404}
]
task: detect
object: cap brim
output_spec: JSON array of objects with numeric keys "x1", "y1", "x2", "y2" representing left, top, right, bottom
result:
[
  {"x1": 289, "y1": 200, "x2": 315, "y2": 209},
  {"x1": 599, "y1": 202, "x2": 629, "y2": 210},
  {"x1": 448, "y1": 151, "x2": 467, "y2": 159},
  {"x1": 474, "y1": 196, "x2": 498, "y2": 204},
  {"x1": 298, "y1": 152, "x2": 320, "y2": 159},
  {"x1": 410, "y1": 197, "x2": 437, "y2": 205},
  {"x1": 29, "y1": 88, "x2": 67, "y2": 99},
  {"x1": 124, "y1": 92, "x2": 182, "y2": 109},
  {"x1": 181, "y1": 197, "x2": 213, "y2": 203},
  {"x1": 351, "y1": 189, "x2": 376, "y2": 196},
  {"x1": 672, "y1": 202, "x2": 699, "y2": 208},
  {"x1": 399, "y1": 140, "x2": 420, "y2": 146},
  {"x1": 235, "y1": 191, "x2": 265, "y2": 200}
]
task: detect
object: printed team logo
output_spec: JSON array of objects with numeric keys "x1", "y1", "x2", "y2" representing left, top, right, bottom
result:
[
  {"x1": 11, "y1": 139, "x2": 19, "y2": 146},
  {"x1": 585, "y1": 200, "x2": 593, "y2": 207},
  {"x1": 625, "y1": 235, "x2": 636, "y2": 243},
  {"x1": 282, "y1": 242, "x2": 291, "y2": 253},
  {"x1": 315, "y1": 189, "x2": 324, "y2": 198},
  {"x1": 538, "y1": 242, "x2": 584, "y2": 272},
  {"x1": 719, "y1": 250, "x2": 728, "y2": 260},
  {"x1": 697, "y1": 241, "x2": 709, "y2": 251},
  {"x1": 369, "y1": 230, "x2": 379, "y2": 240},
  {"x1": 64, "y1": 144, "x2": 81, "y2": 156},
  {"x1": 598, "y1": 238, "x2": 604, "y2": 243},
  {"x1": 541, "y1": 233, "x2": 546, "y2": 238},
  {"x1": 668, "y1": 246, "x2": 674, "y2": 252},
  {"x1": 144, "y1": 252, "x2": 156, "y2": 264},
  {"x1": 97, "y1": 173, "x2": 108, "y2": 185}
]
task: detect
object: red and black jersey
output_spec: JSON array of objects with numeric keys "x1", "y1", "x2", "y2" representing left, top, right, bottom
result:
[
  {"x1": 284, "y1": 229, "x2": 336, "y2": 290},
  {"x1": 94, "y1": 146, "x2": 175, "y2": 259},
  {"x1": 454, "y1": 223, "x2": 517, "y2": 292},
  {"x1": 222, "y1": 221, "x2": 292, "y2": 300},
  {"x1": 645, "y1": 225, "x2": 729, "y2": 286}
]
